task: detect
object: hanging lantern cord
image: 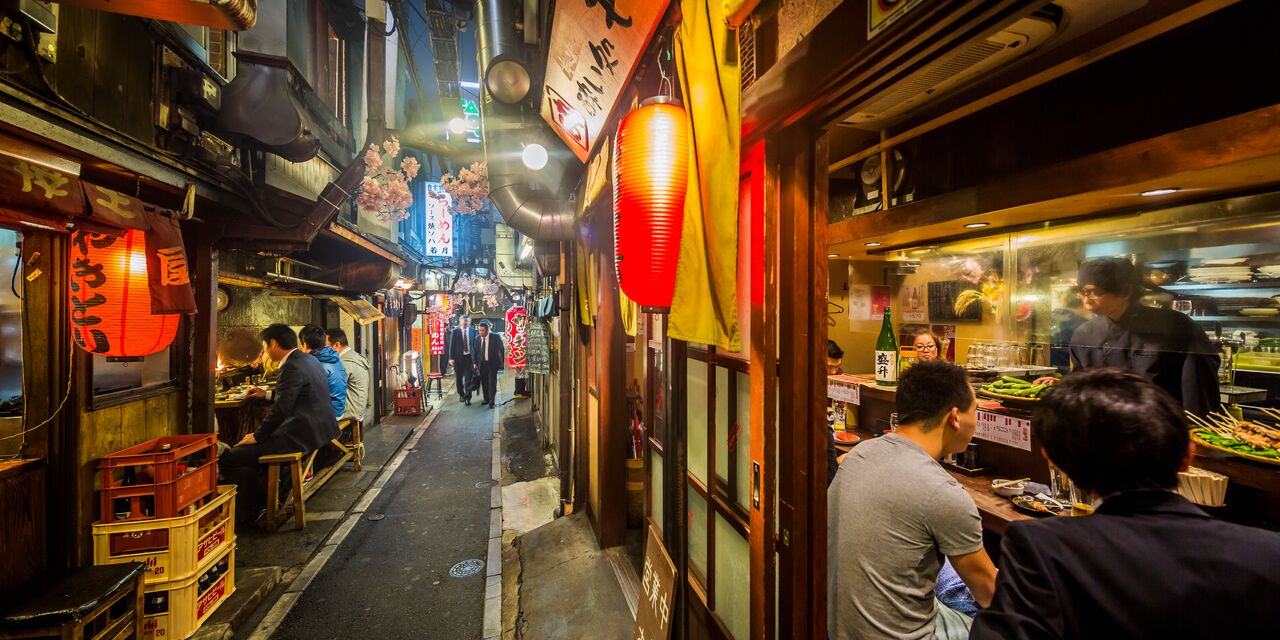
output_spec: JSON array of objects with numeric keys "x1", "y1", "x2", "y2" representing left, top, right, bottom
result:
[{"x1": 657, "y1": 50, "x2": 673, "y2": 97}]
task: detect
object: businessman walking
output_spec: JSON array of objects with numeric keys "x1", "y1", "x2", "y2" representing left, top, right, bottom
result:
[
  {"x1": 471, "y1": 320, "x2": 505, "y2": 408},
  {"x1": 448, "y1": 316, "x2": 477, "y2": 406}
]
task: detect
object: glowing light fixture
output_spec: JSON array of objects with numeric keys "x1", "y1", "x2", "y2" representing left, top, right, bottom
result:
[
  {"x1": 69, "y1": 229, "x2": 179, "y2": 357},
  {"x1": 521, "y1": 143, "x2": 548, "y2": 171},
  {"x1": 865, "y1": 242, "x2": 882, "y2": 247},
  {"x1": 448, "y1": 118, "x2": 469, "y2": 135},
  {"x1": 964, "y1": 222, "x2": 990, "y2": 229},
  {"x1": 1140, "y1": 187, "x2": 1180, "y2": 197},
  {"x1": 613, "y1": 97, "x2": 689, "y2": 312}
]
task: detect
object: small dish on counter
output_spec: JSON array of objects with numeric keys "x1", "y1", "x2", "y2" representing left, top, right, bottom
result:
[
  {"x1": 991, "y1": 478, "x2": 1026, "y2": 497},
  {"x1": 1011, "y1": 494, "x2": 1067, "y2": 517}
]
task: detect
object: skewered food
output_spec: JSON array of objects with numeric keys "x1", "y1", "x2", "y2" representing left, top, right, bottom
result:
[{"x1": 1186, "y1": 409, "x2": 1280, "y2": 462}]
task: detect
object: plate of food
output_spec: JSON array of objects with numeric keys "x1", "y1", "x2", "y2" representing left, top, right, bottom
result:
[
  {"x1": 1186, "y1": 410, "x2": 1280, "y2": 465},
  {"x1": 979, "y1": 377, "x2": 1051, "y2": 405},
  {"x1": 833, "y1": 431, "x2": 861, "y2": 445},
  {"x1": 1011, "y1": 494, "x2": 1066, "y2": 517}
]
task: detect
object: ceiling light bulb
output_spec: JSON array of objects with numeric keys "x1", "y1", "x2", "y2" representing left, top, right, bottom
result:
[
  {"x1": 521, "y1": 143, "x2": 548, "y2": 171},
  {"x1": 448, "y1": 117, "x2": 468, "y2": 135},
  {"x1": 964, "y1": 222, "x2": 990, "y2": 229},
  {"x1": 1140, "y1": 187, "x2": 1180, "y2": 197},
  {"x1": 865, "y1": 242, "x2": 882, "y2": 247}
]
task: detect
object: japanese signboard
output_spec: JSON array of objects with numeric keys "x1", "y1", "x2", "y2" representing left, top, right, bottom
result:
[
  {"x1": 974, "y1": 410, "x2": 1033, "y2": 451},
  {"x1": 506, "y1": 306, "x2": 528, "y2": 368},
  {"x1": 423, "y1": 182, "x2": 454, "y2": 257},
  {"x1": 525, "y1": 320, "x2": 551, "y2": 375},
  {"x1": 429, "y1": 314, "x2": 447, "y2": 356},
  {"x1": 541, "y1": 0, "x2": 672, "y2": 162},
  {"x1": 634, "y1": 522, "x2": 676, "y2": 640},
  {"x1": 868, "y1": 0, "x2": 925, "y2": 39}
]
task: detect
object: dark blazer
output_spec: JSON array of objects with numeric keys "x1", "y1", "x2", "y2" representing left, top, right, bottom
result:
[
  {"x1": 471, "y1": 333, "x2": 505, "y2": 371},
  {"x1": 253, "y1": 350, "x2": 341, "y2": 453},
  {"x1": 447, "y1": 327, "x2": 476, "y2": 362},
  {"x1": 971, "y1": 490, "x2": 1280, "y2": 640}
]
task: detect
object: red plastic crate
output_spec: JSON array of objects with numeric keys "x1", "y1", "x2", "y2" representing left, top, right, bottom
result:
[
  {"x1": 99, "y1": 434, "x2": 219, "y2": 522},
  {"x1": 394, "y1": 387, "x2": 422, "y2": 416}
]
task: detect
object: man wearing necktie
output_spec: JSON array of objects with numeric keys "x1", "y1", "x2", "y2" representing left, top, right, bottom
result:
[
  {"x1": 447, "y1": 315, "x2": 477, "y2": 406},
  {"x1": 471, "y1": 320, "x2": 505, "y2": 408}
]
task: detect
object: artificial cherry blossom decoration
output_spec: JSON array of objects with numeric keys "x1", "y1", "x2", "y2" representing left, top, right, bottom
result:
[
  {"x1": 440, "y1": 162, "x2": 489, "y2": 214},
  {"x1": 357, "y1": 137, "x2": 421, "y2": 222}
]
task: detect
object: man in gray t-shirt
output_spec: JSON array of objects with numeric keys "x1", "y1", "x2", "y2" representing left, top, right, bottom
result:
[{"x1": 828, "y1": 361, "x2": 998, "y2": 639}]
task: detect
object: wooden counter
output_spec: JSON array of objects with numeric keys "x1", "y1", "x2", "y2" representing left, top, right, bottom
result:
[{"x1": 948, "y1": 470, "x2": 1037, "y2": 535}]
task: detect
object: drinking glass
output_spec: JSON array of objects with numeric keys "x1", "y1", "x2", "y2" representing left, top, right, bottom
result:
[
  {"x1": 1070, "y1": 483, "x2": 1095, "y2": 516},
  {"x1": 1048, "y1": 464, "x2": 1072, "y2": 504}
]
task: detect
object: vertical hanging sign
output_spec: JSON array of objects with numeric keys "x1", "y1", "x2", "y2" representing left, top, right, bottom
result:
[
  {"x1": 540, "y1": 0, "x2": 672, "y2": 162},
  {"x1": 423, "y1": 182, "x2": 454, "y2": 257},
  {"x1": 429, "y1": 313, "x2": 447, "y2": 356},
  {"x1": 505, "y1": 306, "x2": 528, "y2": 369}
]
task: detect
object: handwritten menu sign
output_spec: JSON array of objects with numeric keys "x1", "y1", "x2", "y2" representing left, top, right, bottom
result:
[
  {"x1": 541, "y1": 0, "x2": 672, "y2": 162},
  {"x1": 634, "y1": 522, "x2": 676, "y2": 640},
  {"x1": 974, "y1": 410, "x2": 1032, "y2": 451},
  {"x1": 526, "y1": 320, "x2": 551, "y2": 375}
]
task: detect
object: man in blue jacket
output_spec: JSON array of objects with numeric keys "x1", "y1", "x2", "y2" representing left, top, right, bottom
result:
[{"x1": 299, "y1": 324, "x2": 347, "y2": 418}]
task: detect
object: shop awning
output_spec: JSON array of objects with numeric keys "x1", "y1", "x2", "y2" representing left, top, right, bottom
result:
[
  {"x1": 54, "y1": 0, "x2": 257, "y2": 30},
  {"x1": 315, "y1": 295, "x2": 385, "y2": 326}
]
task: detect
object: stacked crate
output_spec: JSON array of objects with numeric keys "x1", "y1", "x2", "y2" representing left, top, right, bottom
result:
[{"x1": 94, "y1": 435, "x2": 235, "y2": 640}]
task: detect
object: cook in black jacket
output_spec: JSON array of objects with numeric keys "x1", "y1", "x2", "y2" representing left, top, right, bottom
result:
[
  {"x1": 1061, "y1": 258, "x2": 1219, "y2": 414},
  {"x1": 221, "y1": 324, "x2": 341, "y2": 522},
  {"x1": 971, "y1": 369, "x2": 1280, "y2": 640}
]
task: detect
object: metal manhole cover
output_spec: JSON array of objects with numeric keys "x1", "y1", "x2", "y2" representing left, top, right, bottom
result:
[
  {"x1": 475, "y1": 480, "x2": 497, "y2": 489},
  {"x1": 449, "y1": 559, "x2": 485, "y2": 578}
]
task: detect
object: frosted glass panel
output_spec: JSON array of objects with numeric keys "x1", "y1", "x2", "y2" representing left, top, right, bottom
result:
[
  {"x1": 650, "y1": 451, "x2": 664, "y2": 533},
  {"x1": 714, "y1": 515, "x2": 750, "y2": 639},
  {"x1": 688, "y1": 485, "x2": 708, "y2": 583},
  {"x1": 714, "y1": 366, "x2": 730, "y2": 487},
  {"x1": 735, "y1": 373, "x2": 752, "y2": 511},
  {"x1": 687, "y1": 358, "x2": 708, "y2": 483}
]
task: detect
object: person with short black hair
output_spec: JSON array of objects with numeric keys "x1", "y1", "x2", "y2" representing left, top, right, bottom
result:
[
  {"x1": 299, "y1": 324, "x2": 346, "y2": 418},
  {"x1": 825, "y1": 340, "x2": 845, "y2": 486},
  {"x1": 472, "y1": 320, "x2": 504, "y2": 408},
  {"x1": 326, "y1": 328, "x2": 370, "y2": 422},
  {"x1": 220, "y1": 324, "x2": 341, "y2": 524},
  {"x1": 971, "y1": 369, "x2": 1280, "y2": 639},
  {"x1": 913, "y1": 329, "x2": 944, "y2": 362},
  {"x1": 829, "y1": 360, "x2": 997, "y2": 640},
  {"x1": 1055, "y1": 257, "x2": 1220, "y2": 413},
  {"x1": 447, "y1": 314, "x2": 477, "y2": 406}
]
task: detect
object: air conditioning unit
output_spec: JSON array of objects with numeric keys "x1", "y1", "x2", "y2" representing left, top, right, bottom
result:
[{"x1": 842, "y1": 14, "x2": 1059, "y2": 127}]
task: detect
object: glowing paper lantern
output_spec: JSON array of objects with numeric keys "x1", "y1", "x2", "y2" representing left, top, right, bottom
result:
[
  {"x1": 612, "y1": 97, "x2": 689, "y2": 312},
  {"x1": 70, "y1": 229, "x2": 179, "y2": 357}
]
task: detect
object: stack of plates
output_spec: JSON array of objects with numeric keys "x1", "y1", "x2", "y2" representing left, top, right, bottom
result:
[
  {"x1": 1188, "y1": 265, "x2": 1254, "y2": 283},
  {"x1": 1257, "y1": 265, "x2": 1280, "y2": 280},
  {"x1": 1176, "y1": 466, "x2": 1228, "y2": 507}
]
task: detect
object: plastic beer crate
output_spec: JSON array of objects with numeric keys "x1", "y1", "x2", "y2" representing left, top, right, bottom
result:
[
  {"x1": 98, "y1": 434, "x2": 219, "y2": 522},
  {"x1": 93, "y1": 486, "x2": 236, "y2": 585},
  {"x1": 141, "y1": 546, "x2": 235, "y2": 640},
  {"x1": 394, "y1": 386, "x2": 422, "y2": 415}
]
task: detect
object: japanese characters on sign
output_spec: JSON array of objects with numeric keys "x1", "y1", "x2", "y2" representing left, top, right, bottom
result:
[
  {"x1": 541, "y1": 0, "x2": 672, "y2": 162},
  {"x1": 525, "y1": 320, "x2": 551, "y2": 375},
  {"x1": 868, "y1": 0, "x2": 925, "y2": 39},
  {"x1": 429, "y1": 313, "x2": 447, "y2": 356},
  {"x1": 506, "y1": 306, "x2": 529, "y2": 368},
  {"x1": 974, "y1": 410, "x2": 1033, "y2": 451},
  {"x1": 423, "y1": 182, "x2": 454, "y2": 257},
  {"x1": 634, "y1": 522, "x2": 676, "y2": 640}
]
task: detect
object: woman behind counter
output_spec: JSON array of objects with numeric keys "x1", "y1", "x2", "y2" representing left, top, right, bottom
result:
[{"x1": 913, "y1": 329, "x2": 944, "y2": 362}]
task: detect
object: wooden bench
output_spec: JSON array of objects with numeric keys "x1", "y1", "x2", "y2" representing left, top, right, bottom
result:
[
  {"x1": 0, "y1": 563, "x2": 146, "y2": 640},
  {"x1": 257, "y1": 419, "x2": 363, "y2": 532}
]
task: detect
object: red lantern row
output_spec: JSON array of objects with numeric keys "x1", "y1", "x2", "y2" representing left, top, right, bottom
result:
[
  {"x1": 70, "y1": 229, "x2": 179, "y2": 357},
  {"x1": 613, "y1": 97, "x2": 690, "y2": 312}
]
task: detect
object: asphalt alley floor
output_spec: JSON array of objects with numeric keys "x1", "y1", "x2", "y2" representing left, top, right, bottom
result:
[{"x1": 268, "y1": 381, "x2": 508, "y2": 639}]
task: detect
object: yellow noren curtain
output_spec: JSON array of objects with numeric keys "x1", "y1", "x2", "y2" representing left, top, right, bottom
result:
[
  {"x1": 669, "y1": 0, "x2": 741, "y2": 351},
  {"x1": 576, "y1": 245, "x2": 597, "y2": 327},
  {"x1": 620, "y1": 287, "x2": 638, "y2": 337}
]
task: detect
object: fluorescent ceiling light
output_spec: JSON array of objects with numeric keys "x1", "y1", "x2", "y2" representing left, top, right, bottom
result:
[{"x1": 1140, "y1": 187, "x2": 1180, "y2": 197}]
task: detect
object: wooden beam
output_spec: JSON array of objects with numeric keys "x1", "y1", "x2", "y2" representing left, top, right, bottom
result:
[
  {"x1": 325, "y1": 223, "x2": 408, "y2": 266},
  {"x1": 829, "y1": 102, "x2": 1280, "y2": 250}
]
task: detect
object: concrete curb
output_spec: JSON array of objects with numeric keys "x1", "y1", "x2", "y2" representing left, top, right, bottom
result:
[
  {"x1": 482, "y1": 398, "x2": 503, "y2": 640},
  {"x1": 245, "y1": 392, "x2": 449, "y2": 639}
]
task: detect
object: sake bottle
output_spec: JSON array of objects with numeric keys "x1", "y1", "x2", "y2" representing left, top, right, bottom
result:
[{"x1": 875, "y1": 307, "x2": 898, "y2": 387}]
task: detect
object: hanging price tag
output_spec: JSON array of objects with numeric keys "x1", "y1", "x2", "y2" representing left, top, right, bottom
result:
[
  {"x1": 827, "y1": 378, "x2": 862, "y2": 405},
  {"x1": 974, "y1": 410, "x2": 1032, "y2": 451}
]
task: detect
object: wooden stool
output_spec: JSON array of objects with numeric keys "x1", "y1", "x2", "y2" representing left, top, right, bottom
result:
[
  {"x1": 257, "y1": 450, "x2": 317, "y2": 533},
  {"x1": 331, "y1": 419, "x2": 364, "y2": 472},
  {"x1": 0, "y1": 563, "x2": 146, "y2": 640}
]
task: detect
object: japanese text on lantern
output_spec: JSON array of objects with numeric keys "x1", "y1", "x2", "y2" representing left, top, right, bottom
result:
[
  {"x1": 70, "y1": 232, "x2": 115, "y2": 353},
  {"x1": 506, "y1": 306, "x2": 528, "y2": 368}
]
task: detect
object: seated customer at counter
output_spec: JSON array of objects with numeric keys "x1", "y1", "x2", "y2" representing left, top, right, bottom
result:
[
  {"x1": 828, "y1": 361, "x2": 997, "y2": 640},
  {"x1": 826, "y1": 339, "x2": 844, "y2": 486},
  {"x1": 221, "y1": 325, "x2": 342, "y2": 525},
  {"x1": 299, "y1": 324, "x2": 347, "y2": 419},
  {"x1": 1046, "y1": 257, "x2": 1220, "y2": 413},
  {"x1": 971, "y1": 369, "x2": 1280, "y2": 640}
]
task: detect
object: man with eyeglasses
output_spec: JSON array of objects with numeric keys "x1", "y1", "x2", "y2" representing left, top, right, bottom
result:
[{"x1": 1037, "y1": 257, "x2": 1219, "y2": 414}]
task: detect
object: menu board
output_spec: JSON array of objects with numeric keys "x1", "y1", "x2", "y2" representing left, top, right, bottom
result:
[
  {"x1": 974, "y1": 410, "x2": 1032, "y2": 451},
  {"x1": 526, "y1": 320, "x2": 551, "y2": 375},
  {"x1": 633, "y1": 522, "x2": 676, "y2": 640}
]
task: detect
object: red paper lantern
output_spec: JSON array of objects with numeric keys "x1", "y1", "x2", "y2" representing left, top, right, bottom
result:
[
  {"x1": 613, "y1": 97, "x2": 689, "y2": 312},
  {"x1": 70, "y1": 228, "x2": 179, "y2": 357}
]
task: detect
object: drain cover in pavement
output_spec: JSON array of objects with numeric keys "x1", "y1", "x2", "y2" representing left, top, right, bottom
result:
[
  {"x1": 449, "y1": 559, "x2": 484, "y2": 578},
  {"x1": 366, "y1": 514, "x2": 385, "y2": 521},
  {"x1": 475, "y1": 480, "x2": 497, "y2": 489}
]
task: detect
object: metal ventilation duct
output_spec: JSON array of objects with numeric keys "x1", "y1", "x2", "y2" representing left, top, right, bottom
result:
[{"x1": 476, "y1": 0, "x2": 574, "y2": 241}]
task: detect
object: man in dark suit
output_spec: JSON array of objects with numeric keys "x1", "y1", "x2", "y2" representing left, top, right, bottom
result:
[
  {"x1": 471, "y1": 320, "x2": 504, "y2": 408},
  {"x1": 220, "y1": 324, "x2": 342, "y2": 524},
  {"x1": 971, "y1": 369, "x2": 1280, "y2": 640},
  {"x1": 447, "y1": 315, "x2": 477, "y2": 406}
]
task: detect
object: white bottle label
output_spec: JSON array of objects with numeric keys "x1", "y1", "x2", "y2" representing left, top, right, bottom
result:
[{"x1": 875, "y1": 350, "x2": 898, "y2": 384}]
